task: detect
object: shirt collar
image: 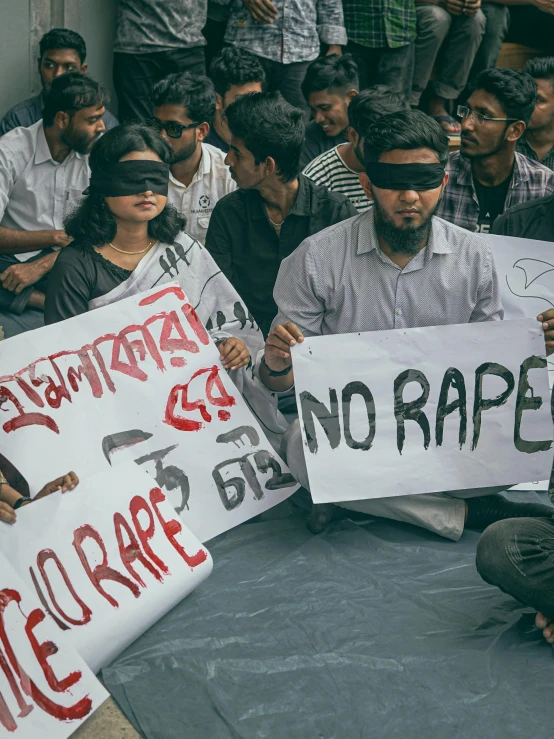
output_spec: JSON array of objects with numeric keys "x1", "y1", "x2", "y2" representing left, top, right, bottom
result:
[
  {"x1": 454, "y1": 149, "x2": 523, "y2": 188},
  {"x1": 169, "y1": 145, "x2": 213, "y2": 190},
  {"x1": 356, "y1": 206, "x2": 453, "y2": 258},
  {"x1": 249, "y1": 173, "x2": 309, "y2": 220}
]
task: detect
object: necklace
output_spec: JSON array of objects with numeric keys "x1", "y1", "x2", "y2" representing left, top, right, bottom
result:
[{"x1": 108, "y1": 240, "x2": 154, "y2": 255}]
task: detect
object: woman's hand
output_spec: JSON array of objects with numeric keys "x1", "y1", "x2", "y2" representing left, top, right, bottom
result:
[
  {"x1": 34, "y1": 471, "x2": 79, "y2": 500},
  {"x1": 217, "y1": 338, "x2": 250, "y2": 370},
  {"x1": 0, "y1": 501, "x2": 16, "y2": 525}
]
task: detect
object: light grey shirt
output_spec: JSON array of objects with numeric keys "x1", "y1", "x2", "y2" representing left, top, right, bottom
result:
[
  {"x1": 0, "y1": 120, "x2": 90, "y2": 261},
  {"x1": 273, "y1": 207, "x2": 503, "y2": 337},
  {"x1": 114, "y1": 0, "x2": 207, "y2": 53}
]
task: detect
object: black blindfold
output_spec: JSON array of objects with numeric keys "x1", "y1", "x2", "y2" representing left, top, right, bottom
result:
[
  {"x1": 366, "y1": 162, "x2": 446, "y2": 191},
  {"x1": 87, "y1": 160, "x2": 170, "y2": 197}
]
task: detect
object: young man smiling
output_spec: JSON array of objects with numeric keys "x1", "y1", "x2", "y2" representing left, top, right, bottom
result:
[
  {"x1": 436, "y1": 68, "x2": 554, "y2": 233},
  {"x1": 299, "y1": 55, "x2": 359, "y2": 169},
  {"x1": 260, "y1": 109, "x2": 554, "y2": 536},
  {"x1": 152, "y1": 72, "x2": 236, "y2": 244},
  {"x1": 0, "y1": 28, "x2": 117, "y2": 136}
]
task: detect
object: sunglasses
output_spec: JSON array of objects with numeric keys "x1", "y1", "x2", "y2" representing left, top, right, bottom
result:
[{"x1": 147, "y1": 116, "x2": 201, "y2": 139}]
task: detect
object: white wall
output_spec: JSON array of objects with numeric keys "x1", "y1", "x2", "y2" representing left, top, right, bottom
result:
[{"x1": 0, "y1": 1, "x2": 32, "y2": 115}]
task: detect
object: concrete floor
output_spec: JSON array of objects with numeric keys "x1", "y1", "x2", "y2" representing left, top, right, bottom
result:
[{"x1": 74, "y1": 697, "x2": 141, "y2": 739}]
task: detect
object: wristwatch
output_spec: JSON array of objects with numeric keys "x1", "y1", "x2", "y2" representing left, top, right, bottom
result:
[
  {"x1": 13, "y1": 496, "x2": 31, "y2": 510},
  {"x1": 261, "y1": 356, "x2": 293, "y2": 377}
]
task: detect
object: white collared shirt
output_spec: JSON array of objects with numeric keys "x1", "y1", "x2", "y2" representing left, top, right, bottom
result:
[
  {"x1": 167, "y1": 143, "x2": 236, "y2": 244},
  {"x1": 0, "y1": 120, "x2": 90, "y2": 261}
]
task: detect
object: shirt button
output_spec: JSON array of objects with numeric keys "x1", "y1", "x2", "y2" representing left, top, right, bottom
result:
[{"x1": 396, "y1": 308, "x2": 403, "y2": 316}]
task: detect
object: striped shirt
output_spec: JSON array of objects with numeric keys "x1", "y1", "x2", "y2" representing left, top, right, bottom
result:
[
  {"x1": 303, "y1": 145, "x2": 371, "y2": 213},
  {"x1": 272, "y1": 207, "x2": 502, "y2": 337}
]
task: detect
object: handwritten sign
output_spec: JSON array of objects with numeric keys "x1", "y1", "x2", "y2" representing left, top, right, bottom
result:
[
  {"x1": 292, "y1": 319, "x2": 553, "y2": 504},
  {"x1": 0, "y1": 552, "x2": 108, "y2": 737},
  {"x1": 0, "y1": 284, "x2": 297, "y2": 543},
  {"x1": 0, "y1": 464, "x2": 212, "y2": 674}
]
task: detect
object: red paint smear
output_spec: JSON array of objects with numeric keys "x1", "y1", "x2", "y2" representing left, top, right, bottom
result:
[
  {"x1": 0, "y1": 647, "x2": 33, "y2": 724},
  {"x1": 0, "y1": 686, "x2": 18, "y2": 732},
  {"x1": 139, "y1": 286, "x2": 185, "y2": 305},
  {"x1": 114, "y1": 511, "x2": 164, "y2": 585},
  {"x1": 129, "y1": 497, "x2": 169, "y2": 576},
  {"x1": 73, "y1": 525, "x2": 141, "y2": 607},
  {"x1": 25, "y1": 609, "x2": 81, "y2": 693},
  {"x1": 206, "y1": 366, "x2": 236, "y2": 409},
  {"x1": 164, "y1": 368, "x2": 212, "y2": 432},
  {"x1": 181, "y1": 303, "x2": 210, "y2": 346},
  {"x1": 150, "y1": 488, "x2": 208, "y2": 569},
  {"x1": 170, "y1": 357, "x2": 185, "y2": 367},
  {"x1": 218, "y1": 410, "x2": 231, "y2": 421},
  {"x1": 0, "y1": 589, "x2": 92, "y2": 722},
  {"x1": 159, "y1": 311, "x2": 199, "y2": 355},
  {"x1": 110, "y1": 336, "x2": 148, "y2": 382},
  {"x1": 29, "y1": 566, "x2": 70, "y2": 632},
  {"x1": 36, "y1": 550, "x2": 92, "y2": 627}
]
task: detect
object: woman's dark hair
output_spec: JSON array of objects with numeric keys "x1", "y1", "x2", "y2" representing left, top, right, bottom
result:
[
  {"x1": 152, "y1": 72, "x2": 216, "y2": 126},
  {"x1": 301, "y1": 54, "x2": 359, "y2": 101},
  {"x1": 363, "y1": 110, "x2": 450, "y2": 170},
  {"x1": 39, "y1": 27, "x2": 87, "y2": 64},
  {"x1": 42, "y1": 72, "x2": 107, "y2": 126},
  {"x1": 523, "y1": 56, "x2": 554, "y2": 85},
  {"x1": 225, "y1": 91, "x2": 305, "y2": 183},
  {"x1": 347, "y1": 85, "x2": 409, "y2": 136},
  {"x1": 473, "y1": 68, "x2": 537, "y2": 125},
  {"x1": 209, "y1": 47, "x2": 266, "y2": 100},
  {"x1": 64, "y1": 123, "x2": 186, "y2": 248}
]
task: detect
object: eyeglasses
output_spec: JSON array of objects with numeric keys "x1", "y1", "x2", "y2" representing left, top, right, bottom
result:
[
  {"x1": 147, "y1": 117, "x2": 201, "y2": 138},
  {"x1": 456, "y1": 105, "x2": 518, "y2": 127}
]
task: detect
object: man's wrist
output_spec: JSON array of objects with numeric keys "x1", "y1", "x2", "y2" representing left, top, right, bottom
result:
[{"x1": 260, "y1": 355, "x2": 293, "y2": 377}]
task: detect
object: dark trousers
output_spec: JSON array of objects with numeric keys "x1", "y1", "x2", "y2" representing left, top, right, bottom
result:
[
  {"x1": 113, "y1": 46, "x2": 206, "y2": 122},
  {"x1": 0, "y1": 251, "x2": 48, "y2": 338},
  {"x1": 255, "y1": 56, "x2": 311, "y2": 116},
  {"x1": 346, "y1": 41, "x2": 415, "y2": 101},
  {"x1": 476, "y1": 515, "x2": 554, "y2": 620}
]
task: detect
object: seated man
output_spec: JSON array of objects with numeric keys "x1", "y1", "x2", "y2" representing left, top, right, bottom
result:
[
  {"x1": 0, "y1": 73, "x2": 106, "y2": 337},
  {"x1": 260, "y1": 109, "x2": 554, "y2": 536},
  {"x1": 206, "y1": 46, "x2": 266, "y2": 154},
  {"x1": 300, "y1": 54, "x2": 359, "y2": 170},
  {"x1": 0, "y1": 28, "x2": 117, "y2": 136},
  {"x1": 517, "y1": 57, "x2": 554, "y2": 172},
  {"x1": 205, "y1": 91, "x2": 356, "y2": 336},
  {"x1": 303, "y1": 85, "x2": 408, "y2": 212},
  {"x1": 492, "y1": 192, "x2": 554, "y2": 241},
  {"x1": 436, "y1": 68, "x2": 554, "y2": 233},
  {"x1": 411, "y1": 0, "x2": 485, "y2": 134},
  {"x1": 151, "y1": 72, "x2": 236, "y2": 244}
]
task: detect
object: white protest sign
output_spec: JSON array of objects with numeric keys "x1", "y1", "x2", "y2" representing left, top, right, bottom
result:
[
  {"x1": 292, "y1": 319, "x2": 553, "y2": 504},
  {"x1": 0, "y1": 463, "x2": 212, "y2": 674},
  {"x1": 0, "y1": 551, "x2": 108, "y2": 737},
  {"x1": 0, "y1": 283, "x2": 297, "y2": 543}
]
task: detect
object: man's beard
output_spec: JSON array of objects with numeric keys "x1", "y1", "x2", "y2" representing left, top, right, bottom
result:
[
  {"x1": 373, "y1": 196, "x2": 435, "y2": 255},
  {"x1": 61, "y1": 127, "x2": 99, "y2": 155},
  {"x1": 170, "y1": 138, "x2": 198, "y2": 164}
]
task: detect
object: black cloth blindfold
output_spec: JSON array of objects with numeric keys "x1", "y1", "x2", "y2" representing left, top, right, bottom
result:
[
  {"x1": 365, "y1": 162, "x2": 445, "y2": 191},
  {"x1": 87, "y1": 160, "x2": 170, "y2": 197}
]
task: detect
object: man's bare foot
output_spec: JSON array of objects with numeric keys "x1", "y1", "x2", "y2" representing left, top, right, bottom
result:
[{"x1": 535, "y1": 612, "x2": 554, "y2": 643}]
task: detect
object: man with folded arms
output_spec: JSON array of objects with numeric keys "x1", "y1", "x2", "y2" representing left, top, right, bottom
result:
[{"x1": 260, "y1": 109, "x2": 554, "y2": 536}]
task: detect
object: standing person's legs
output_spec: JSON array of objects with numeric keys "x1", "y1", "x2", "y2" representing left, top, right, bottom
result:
[
  {"x1": 507, "y1": 6, "x2": 554, "y2": 52},
  {"x1": 468, "y1": 3, "x2": 510, "y2": 83},
  {"x1": 411, "y1": 5, "x2": 453, "y2": 107},
  {"x1": 376, "y1": 42, "x2": 415, "y2": 101},
  {"x1": 275, "y1": 61, "x2": 311, "y2": 115},
  {"x1": 345, "y1": 42, "x2": 380, "y2": 91},
  {"x1": 113, "y1": 52, "x2": 162, "y2": 122},
  {"x1": 476, "y1": 516, "x2": 554, "y2": 619},
  {"x1": 164, "y1": 46, "x2": 207, "y2": 77}
]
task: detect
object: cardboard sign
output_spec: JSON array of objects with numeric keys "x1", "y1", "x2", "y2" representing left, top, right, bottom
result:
[
  {"x1": 0, "y1": 284, "x2": 297, "y2": 543},
  {"x1": 0, "y1": 552, "x2": 108, "y2": 737},
  {"x1": 0, "y1": 464, "x2": 212, "y2": 674},
  {"x1": 292, "y1": 319, "x2": 553, "y2": 504}
]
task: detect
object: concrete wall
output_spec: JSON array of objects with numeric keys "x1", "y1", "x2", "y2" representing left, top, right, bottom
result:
[{"x1": 0, "y1": 0, "x2": 119, "y2": 120}]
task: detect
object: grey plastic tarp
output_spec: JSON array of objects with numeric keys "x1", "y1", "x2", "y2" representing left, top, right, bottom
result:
[{"x1": 101, "y1": 492, "x2": 554, "y2": 739}]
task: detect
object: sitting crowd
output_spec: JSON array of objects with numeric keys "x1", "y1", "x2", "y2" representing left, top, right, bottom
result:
[{"x1": 1, "y1": 0, "x2": 554, "y2": 647}]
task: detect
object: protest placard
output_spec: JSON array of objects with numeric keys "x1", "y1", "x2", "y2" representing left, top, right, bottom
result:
[
  {"x1": 0, "y1": 463, "x2": 213, "y2": 673},
  {"x1": 0, "y1": 283, "x2": 297, "y2": 543},
  {"x1": 0, "y1": 551, "x2": 108, "y2": 737},
  {"x1": 292, "y1": 319, "x2": 553, "y2": 504}
]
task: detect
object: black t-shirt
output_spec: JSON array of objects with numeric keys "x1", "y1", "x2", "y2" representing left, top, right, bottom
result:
[
  {"x1": 492, "y1": 192, "x2": 554, "y2": 240},
  {"x1": 474, "y1": 174, "x2": 512, "y2": 233},
  {"x1": 299, "y1": 121, "x2": 349, "y2": 170}
]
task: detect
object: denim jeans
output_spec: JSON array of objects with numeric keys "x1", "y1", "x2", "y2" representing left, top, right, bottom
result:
[
  {"x1": 476, "y1": 516, "x2": 554, "y2": 620},
  {"x1": 113, "y1": 46, "x2": 206, "y2": 122},
  {"x1": 412, "y1": 5, "x2": 486, "y2": 105},
  {"x1": 346, "y1": 41, "x2": 415, "y2": 101}
]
